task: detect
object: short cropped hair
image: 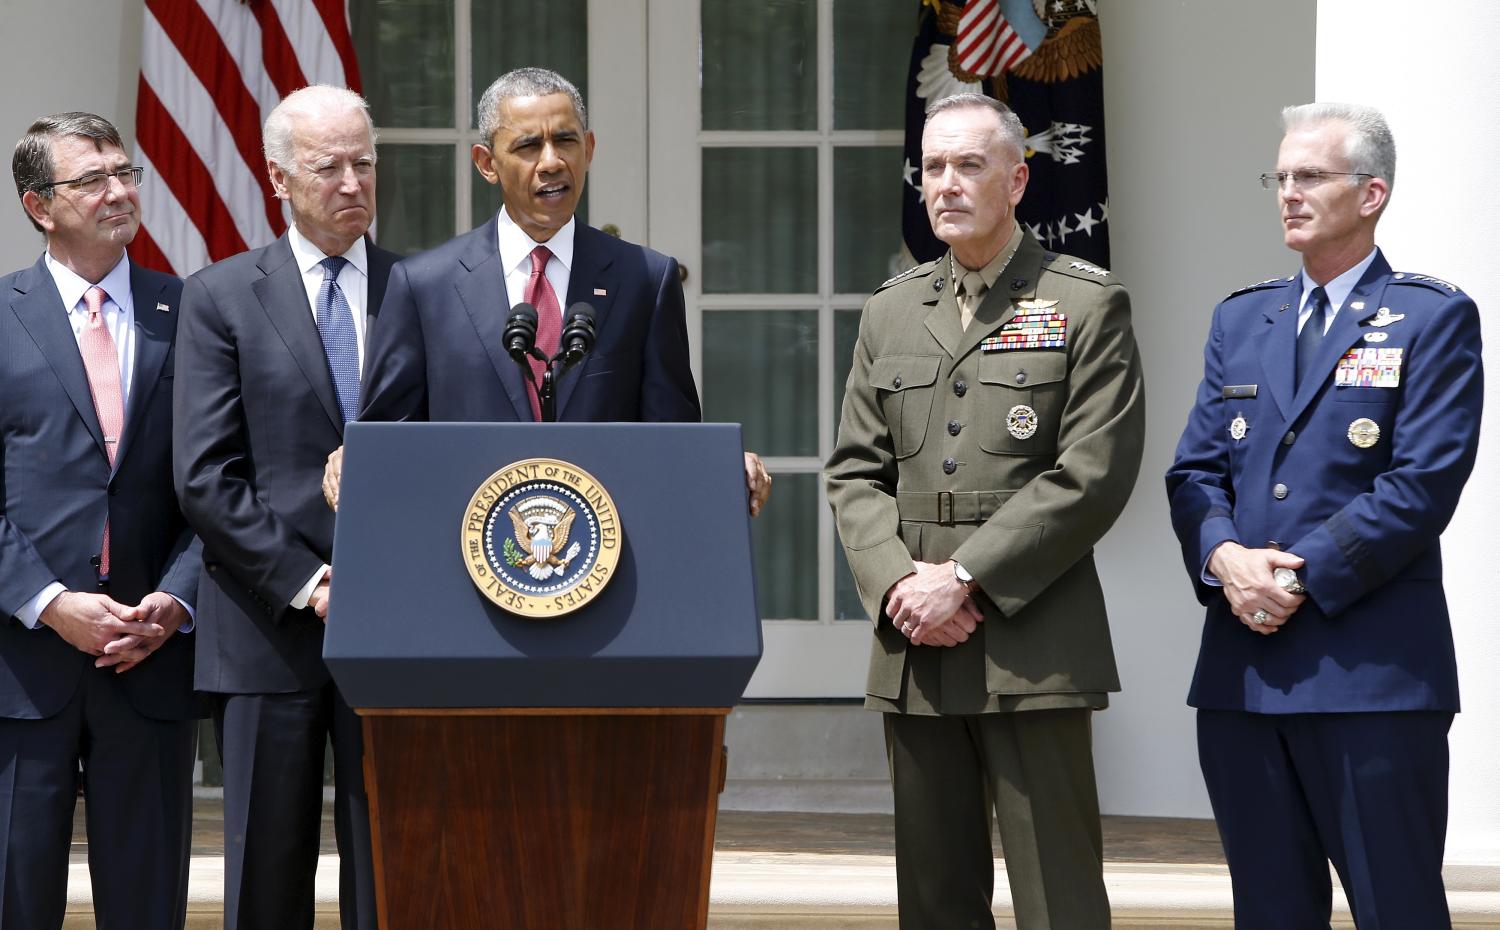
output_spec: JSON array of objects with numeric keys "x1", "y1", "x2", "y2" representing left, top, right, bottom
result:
[
  {"x1": 925, "y1": 93, "x2": 1026, "y2": 162},
  {"x1": 1282, "y1": 102, "x2": 1396, "y2": 191},
  {"x1": 263, "y1": 85, "x2": 377, "y2": 174},
  {"x1": 476, "y1": 67, "x2": 588, "y2": 146},
  {"x1": 12, "y1": 112, "x2": 124, "y2": 232}
]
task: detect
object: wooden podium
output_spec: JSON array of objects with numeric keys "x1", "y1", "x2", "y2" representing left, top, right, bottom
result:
[{"x1": 325, "y1": 424, "x2": 762, "y2": 930}]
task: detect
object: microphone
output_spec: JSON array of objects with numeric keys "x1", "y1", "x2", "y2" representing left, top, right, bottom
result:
[
  {"x1": 559, "y1": 302, "x2": 597, "y2": 367},
  {"x1": 503, "y1": 302, "x2": 538, "y2": 364}
]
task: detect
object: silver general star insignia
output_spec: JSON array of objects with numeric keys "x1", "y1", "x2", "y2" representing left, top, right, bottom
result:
[
  {"x1": 1069, "y1": 261, "x2": 1110, "y2": 277},
  {"x1": 1006, "y1": 404, "x2": 1039, "y2": 440},
  {"x1": 1228, "y1": 413, "x2": 1248, "y2": 441}
]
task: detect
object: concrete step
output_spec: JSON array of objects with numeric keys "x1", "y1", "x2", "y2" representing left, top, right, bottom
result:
[{"x1": 60, "y1": 803, "x2": 1500, "y2": 929}]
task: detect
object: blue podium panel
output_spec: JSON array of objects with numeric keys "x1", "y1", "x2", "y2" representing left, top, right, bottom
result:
[{"x1": 324, "y1": 423, "x2": 762, "y2": 708}]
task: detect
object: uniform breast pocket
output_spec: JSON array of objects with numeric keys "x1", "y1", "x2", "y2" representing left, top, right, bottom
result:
[
  {"x1": 975, "y1": 352, "x2": 1067, "y2": 455},
  {"x1": 869, "y1": 355, "x2": 942, "y2": 459}
]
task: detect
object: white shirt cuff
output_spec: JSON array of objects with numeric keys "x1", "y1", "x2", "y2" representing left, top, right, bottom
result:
[
  {"x1": 168, "y1": 594, "x2": 196, "y2": 634},
  {"x1": 290, "y1": 565, "x2": 330, "y2": 610},
  {"x1": 16, "y1": 582, "x2": 67, "y2": 629}
]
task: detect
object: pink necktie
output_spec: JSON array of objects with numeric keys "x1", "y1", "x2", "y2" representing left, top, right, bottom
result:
[
  {"x1": 524, "y1": 246, "x2": 562, "y2": 421},
  {"x1": 79, "y1": 286, "x2": 124, "y2": 576}
]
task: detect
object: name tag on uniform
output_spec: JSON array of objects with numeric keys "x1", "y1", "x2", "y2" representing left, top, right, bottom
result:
[
  {"x1": 1221, "y1": 384, "x2": 1258, "y2": 398},
  {"x1": 1336, "y1": 347, "x2": 1403, "y2": 388},
  {"x1": 982, "y1": 302, "x2": 1068, "y2": 351}
]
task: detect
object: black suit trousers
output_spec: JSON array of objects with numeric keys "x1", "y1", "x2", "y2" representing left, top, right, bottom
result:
[
  {"x1": 0, "y1": 665, "x2": 195, "y2": 930},
  {"x1": 213, "y1": 684, "x2": 374, "y2": 930}
]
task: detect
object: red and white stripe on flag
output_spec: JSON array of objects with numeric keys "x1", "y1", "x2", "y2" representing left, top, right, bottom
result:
[
  {"x1": 954, "y1": 0, "x2": 1034, "y2": 77},
  {"x1": 132, "y1": 0, "x2": 361, "y2": 276}
]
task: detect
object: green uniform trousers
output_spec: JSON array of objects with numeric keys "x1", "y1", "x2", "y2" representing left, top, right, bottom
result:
[{"x1": 885, "y1": 708, "x2": 1109, "y2": 930}]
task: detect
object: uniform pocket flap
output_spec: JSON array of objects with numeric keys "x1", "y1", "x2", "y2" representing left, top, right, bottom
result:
[
  {"x1": 977, "y1": 351, "x2": 1066, "y2": 388},
  {"x1": 869, "y1": 355, "x2": 942, "y2": 392}
]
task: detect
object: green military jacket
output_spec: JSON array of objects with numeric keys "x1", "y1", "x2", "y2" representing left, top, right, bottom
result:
[{"x1": 825, "y1": 233, "x2": 1146, "y2": 712}]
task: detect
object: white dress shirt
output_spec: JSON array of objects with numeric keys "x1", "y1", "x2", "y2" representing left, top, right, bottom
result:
[
  {"x1": 496, "y1": 207, "x2": 576, "y2": 314},
  {"x1": 1297, "y1": 248, "x2": 1379, "y2": 336},
  {"x1": 287, "y1": 227, "x2": 372, "y2": 611}
]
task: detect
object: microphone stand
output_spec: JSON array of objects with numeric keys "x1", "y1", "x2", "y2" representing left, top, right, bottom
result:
[{"x1": 523, "y1": 347, "x2": 575, "y2": 424}]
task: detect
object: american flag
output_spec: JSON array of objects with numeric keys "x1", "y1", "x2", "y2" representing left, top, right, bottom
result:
[
  {"x1": 953, "y1": 0, "x2": 1045, "y2": 77},
  {"x1": 131, "y1": 0, "x2": 361, "y2": 276}
]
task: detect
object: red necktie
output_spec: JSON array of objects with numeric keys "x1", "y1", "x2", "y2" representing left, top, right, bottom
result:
[
  {"x1": 524, "y1": 246, "x2": 562, "y2": 421},
  {"x1": 79, "y1": 286, "x2": 124, "y2": 576}
]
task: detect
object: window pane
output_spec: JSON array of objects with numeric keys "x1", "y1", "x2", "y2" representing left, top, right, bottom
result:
[
  {"x1": 702, "y1": 147, "x2": 817, "y2": 294},
  {"x1": 834, "y1": 146, "x2": 905, "y2": 294},
  {"x1": 833, "y1": 308, "x2": 862, "y2": 432},
  {"x1": 702, "y1": 310, "x2": 818, "y2": 457},
  {"x1": 351, "y1": 0, "x2": 454, "y2": 128},
  {"x1": 702, "y1": 0, "x2": 816, "y2": 131},
  {"x1": 751, "y1": 473, "x2": 819, "y2": 619},
  {"x1": 833, "y1": 0, "x2": 912, "y2": 130},
  {"x1": 374, "y1": 145, "x2": 454, "y2": 256},
  {"x1": 471, "y1": 0, "x2": 588, "y2": 133}
]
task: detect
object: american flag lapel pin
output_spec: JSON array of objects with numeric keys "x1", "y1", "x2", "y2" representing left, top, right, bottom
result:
[
  {"x1": 156, "y1": 302, "x2": 171, "y2": 313},
  {"x1": 593, "y1": 288, "x2": 607, "y2": 296}
]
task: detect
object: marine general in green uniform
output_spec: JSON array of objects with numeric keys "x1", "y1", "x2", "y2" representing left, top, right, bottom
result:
[{"x1": 825, "y1": 93, "x2": 1145, "y2": 929}]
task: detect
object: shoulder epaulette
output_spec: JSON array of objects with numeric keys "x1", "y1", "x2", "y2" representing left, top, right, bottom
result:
[
  {"x1": 875, "y1": 260, "x2": 939, "y2": 293},
  {"x1": 1391, "y1": 272, "x2": 1462, "y2": 294},
  {"x1": 1226, "y1": 275, "x2": 1295, "y2": 299},
  {"x1": 1049, "y1": 258, "x2": 1113, "y2": 283}
]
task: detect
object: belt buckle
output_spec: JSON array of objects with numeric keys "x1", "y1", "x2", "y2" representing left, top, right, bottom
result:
[{"x1": 937, "y1": 491, "x2": 954, "y2": 526}]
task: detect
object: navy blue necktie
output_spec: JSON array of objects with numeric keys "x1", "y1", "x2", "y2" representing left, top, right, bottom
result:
[
  {"x1": 1295, "y1": 285, "x2": 1329, "y2": 391},
  {"x1": 317, "y1": 256, "x2": 360, "y2": 423}
]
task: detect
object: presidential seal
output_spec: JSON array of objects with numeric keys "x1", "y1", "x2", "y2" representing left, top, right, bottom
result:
[{"x1": 460, "y1": 458, "x2": 620, "y2": 618}]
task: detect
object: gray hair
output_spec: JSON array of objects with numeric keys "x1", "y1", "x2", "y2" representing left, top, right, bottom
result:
[
  {"x1": 12, "y1": 112, "x2": 124, "y2": 232},
  {"x1": 925, "y1": 93, "x2": 1026, "y2": 161},
  {"x1": 263, "y1": 85, "x2": 377, "y2": 174},
  {"x1": 1282, "y1": 102, "x2": 1396, "y2": 190},
  {"x1": 476, "y1": 67, "x2": 588, "y2": 146}
]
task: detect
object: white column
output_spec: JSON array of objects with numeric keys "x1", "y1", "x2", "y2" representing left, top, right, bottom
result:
[{"x1": 1317, "y1": 1, "x2": 1500, "y2": 864}]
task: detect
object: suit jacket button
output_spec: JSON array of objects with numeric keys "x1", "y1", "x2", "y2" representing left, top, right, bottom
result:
[
  {"x1": 942, "y1": 458, "x2": 957, "y2": 474},
  {"x1": 953, "y1": 380, "x2": 968, "y2": 397},
  {"x1": 1282, "y1": 430, "x2": 1296, "y2": 446},
  {"x1": 948, "y1": 419, "x2": 962, "y2": 436},
  {"x1": 893, "y1": 375, "x2": 903, "y2": 389},
  {"x1": 1273, "y1": 483, "x2": 1289, "y2": 500},
  {"x1": 1014, "y1": 371, "x2": 1027, "y2": 385}
]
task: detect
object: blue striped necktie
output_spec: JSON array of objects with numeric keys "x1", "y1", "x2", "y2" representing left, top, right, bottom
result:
[{"x1": 317, "y1": 255, "x2": 360, "y2": 423}]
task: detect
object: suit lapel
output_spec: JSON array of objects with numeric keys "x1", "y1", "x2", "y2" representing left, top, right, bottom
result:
[
  {"x1": 921, "y1": 253, "x2": 962, "y2": 358},
  {"x1": 1286, "y1": 253, "x2": 1391, "y2": 422},
  {"x1": 114, "y1": 265, "x2": 171, "y2": 469},
  {"x1": 556, "y1": 225, "x2": 617, "y2": 417},
  {"x1": 253, "y1": 236, "x2": 344, "y2": 430},
  {"x1": 1256, "y1": 281, "x2": 1299, "y2": 420},
  {"x1": 9, "y1": 257, "x2": 107, "y2": 456},
  {"x1": 365, "y1": 239, "x2": 397, "y2": 326},
  {"x1": 454, "y1": 218, "x2": 531, "y2": 420}
]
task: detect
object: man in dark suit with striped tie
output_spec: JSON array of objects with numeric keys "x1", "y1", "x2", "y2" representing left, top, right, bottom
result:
[
  {"x1": 173, "y1": 85, "x2": 398, "y2": 930},
  {"x1": 1, "y1": 112, "x2": 199, "y2": 930}
]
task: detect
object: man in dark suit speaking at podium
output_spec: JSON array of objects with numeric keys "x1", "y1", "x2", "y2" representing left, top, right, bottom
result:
[{"x1": 329, "y1": 67, "x2": 770, "y2": 514}]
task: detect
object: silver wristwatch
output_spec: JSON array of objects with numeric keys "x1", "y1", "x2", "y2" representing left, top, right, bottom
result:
[
  {"x1": 953, "y1": 561, "x2": 976, "y2": 592},
  {"x1": 1273, "y1": 566, "x2": 1306, "y2": 595}
]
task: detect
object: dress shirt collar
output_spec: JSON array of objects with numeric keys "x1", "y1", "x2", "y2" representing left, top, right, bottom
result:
[
  {"x1": 45, "y1": 249, "x2": 132, "y2": 314},
  {"x1": 288, "y1": 223, "x2": 368, "y2": 280},
  {"x1": 951, "y1": 222, "x2": 1024, "y2": 291},
  {"x1": 1299, "y1": 247, "x2": 1379, "y2": 317},
  {"x1": 497, "y1": 206, "x2": 575, "y2": 280}
]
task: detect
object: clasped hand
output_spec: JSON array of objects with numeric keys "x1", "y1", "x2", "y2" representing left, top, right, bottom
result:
[
  {"x1": 40, "y1": 590, "x2": 187, "y2": 672},
  {"x1": 1208, "y1": 541, "x2": 1306, "y2": 635},
  {"x1": 885, "y1": 560, "x2": 984, "y2": 647}
]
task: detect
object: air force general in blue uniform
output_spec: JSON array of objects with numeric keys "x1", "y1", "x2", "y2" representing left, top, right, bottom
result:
[{"x1": 1167, "y1": 104, "x2": 1481, "y2": 929}]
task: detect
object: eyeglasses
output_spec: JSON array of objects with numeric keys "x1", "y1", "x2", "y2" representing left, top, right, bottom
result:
[
  {"x1": 1259, "y1": 170, "x2": 1373, "y2": 191},
  {"x1": 40, "y1": 166, "x2": 145, "y2": 196}
]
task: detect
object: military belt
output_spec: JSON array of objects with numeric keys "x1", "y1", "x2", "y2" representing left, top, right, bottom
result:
[{"x1": 895, "y1": 490, "x2": 1013, "y2": 525}]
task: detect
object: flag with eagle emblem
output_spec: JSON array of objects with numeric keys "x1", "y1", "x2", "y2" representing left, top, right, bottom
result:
[{"x1": 902, "y1": 0, "x2": 1110, "y2": 268}]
